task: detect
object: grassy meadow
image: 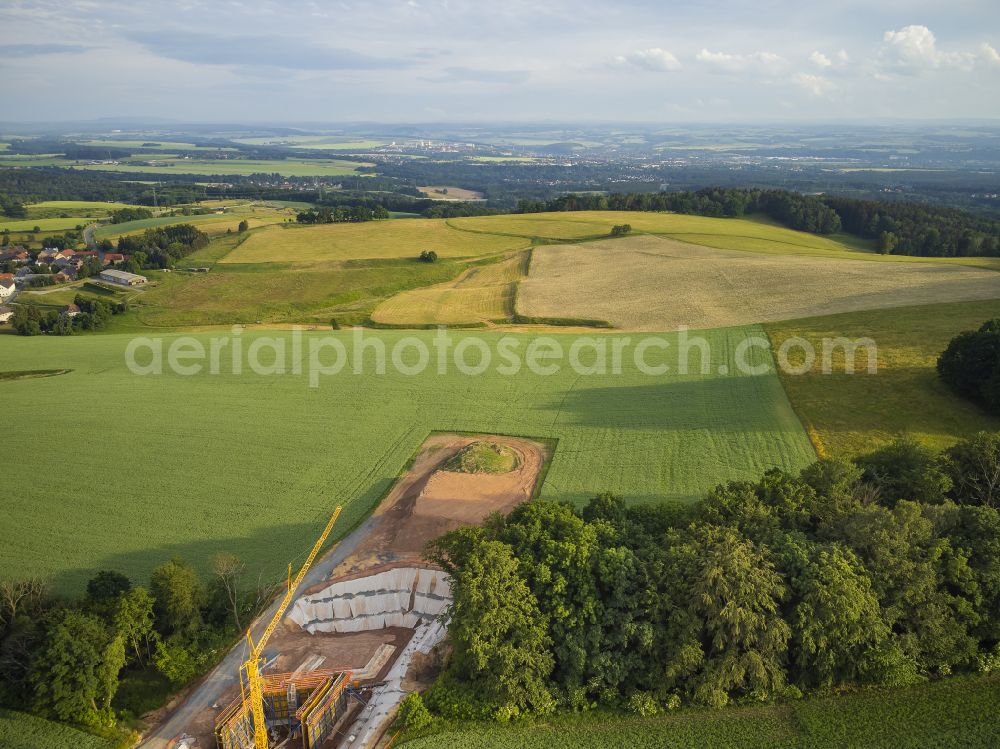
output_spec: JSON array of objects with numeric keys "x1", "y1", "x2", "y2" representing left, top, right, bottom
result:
[
  {"x1": 765, "y1": 298, "x2": 1000, "y2": 458},
  {"x1": 92, "y1": 206, "x2": 295, "y2": 241},
  {"x1": 399, "y1": 674, "x2": 1000, "y2": 749},
  {"x1": 0, "y1": 326, "x2": 814, "y2": 593}
]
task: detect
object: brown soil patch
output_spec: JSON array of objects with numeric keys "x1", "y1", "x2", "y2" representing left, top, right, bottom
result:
[{"x1": 309, "y1": 432, "x2": 549, "y2": 587}]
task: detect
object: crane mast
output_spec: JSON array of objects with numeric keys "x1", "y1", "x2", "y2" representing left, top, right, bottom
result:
[{"x1": 242, "y1": 506, "x2": 343, "y2": 749}]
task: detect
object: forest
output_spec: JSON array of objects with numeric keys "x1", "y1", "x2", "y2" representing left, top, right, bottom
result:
[{"x1": 423, "y1": 433, "x2": 1000, "y2": 721}]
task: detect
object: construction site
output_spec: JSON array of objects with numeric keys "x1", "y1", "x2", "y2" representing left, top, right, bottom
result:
[{"x1": 148, "y1": 433, "x2": 550, "y2": 749}]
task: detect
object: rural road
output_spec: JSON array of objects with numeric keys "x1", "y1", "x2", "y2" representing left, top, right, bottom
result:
[{"x1": 139, "y1": 514, "x2": 378, "y2": 749}]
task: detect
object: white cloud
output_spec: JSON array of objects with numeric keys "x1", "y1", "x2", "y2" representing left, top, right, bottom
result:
[
  {"x1": 809, "y1": 51, "x2": 831, "y2": 68},
  {"x1": 613, "y1": 47, "x2": 681, "y2": 72},
  {"x1": 982, "y1": 43, "x2": 1000, "y2": 65},
  {"x1": 878, "y1": 25, "x2": 984, "y2": 73},
  {"x1": 794, "y1": 72, "x2": 834, "y2": 96},
  {"x1": 695, "y1": 48, "x2": 786, "y2": 74}
]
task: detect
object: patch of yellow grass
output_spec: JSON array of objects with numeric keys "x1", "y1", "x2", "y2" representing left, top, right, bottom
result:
[{"x1": 372, "y1": 252, "x2": 528, "y2": 325}]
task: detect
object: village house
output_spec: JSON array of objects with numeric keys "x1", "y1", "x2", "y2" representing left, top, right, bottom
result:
[
  {"x1": 0, "y1": 247, "x2": 30, "y2": 264},
  {"x1": 0, "y1": 305, "x2": 12, "y2": 324},
  {"x1": 0, "y1": 278, "x2": 15, "y2": 300},
  {"x1": 102, "y1": 252, "x2": 127, "y2": 265},
  {"x1": 61, "y1": 303, "x2": 80, "y2": 318}
]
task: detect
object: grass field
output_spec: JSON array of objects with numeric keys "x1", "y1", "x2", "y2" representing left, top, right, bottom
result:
[
  {"x1": 372, "y1": 253, "x2": 527, "y2": 325},
  {"x1": 224, "y1": 220, "x2": 529, "y2": 264},
  {"x1": 0, "y1": 709, "x2": 113, "y2": 749},
  {"x1": 517, "y1": 235, "x2": 1000, "y2": 331},
  {"x1": 93, "y1": 209, "x2": 293, "y2": 241},
  {"x1": 400, "y1": 674, "x2": 1000, "y2": 749},
  {"x1": 0, "y1": 216, "x2": 93, "y2": 232},
  {"x1": 0, "y1": 326, "x2": 813, "y2": 593},
  {"x1": 766, "y1": 298, "x2": 1000, "y2": 458},
  {"x1": 449, "y1": 211, "x2": 1000, "y2": 270},
  {"x1": 73, "y1": 157, "x2": 371, "y2": 177},
  {"x1": 26, "y1": 201, "x2": 139, "y2": 219}
]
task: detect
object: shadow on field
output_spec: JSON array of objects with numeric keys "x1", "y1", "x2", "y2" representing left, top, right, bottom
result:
[
  {"x1": 48, "y1": 521, "x2": 338, "y2": 594},
  {"x1": 546, "y1": 377, "x2": 786, "y2": 431}
]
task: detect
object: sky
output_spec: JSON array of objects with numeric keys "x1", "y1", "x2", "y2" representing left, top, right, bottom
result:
[{"x1": 1, "y1": 0, "x2": 999, "y2": 123}]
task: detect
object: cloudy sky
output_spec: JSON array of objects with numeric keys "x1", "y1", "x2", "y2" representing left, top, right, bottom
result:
[{"x1": 1, "y1": 0, "x2": 999, "y2": 123}]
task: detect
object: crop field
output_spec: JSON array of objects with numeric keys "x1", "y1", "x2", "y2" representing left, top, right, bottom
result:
[
  {"x1": 372, "y1": 252, "x2": 527, "y2": 325},
  {"x1": 400, "y1": 674, "x2": 1000, "y2": 749},
  {"x1": 517, "y1": 236, "x2": 1000, "y2": 331},
  {"x1": 232, "y1": 136, "x2": 392, "y2": 149},
  {"x1": 223, "y1": 220, "x2": 529, "y2": 264},
  {"x1": 0, "y1": 709, "x2": 113, "y2": 749},
  {"x1": 766, "y1": 298, "x2": 1000, "y2": 458},
  {"x1": 72, "y1": 156, "x2": 372, "y2": 177},
  {"x1": 75, "y1": 139, "x2": 238, "y2": 151},
  {"x1": 0, "y1": 326, "x2": 813, "y2": 592}
]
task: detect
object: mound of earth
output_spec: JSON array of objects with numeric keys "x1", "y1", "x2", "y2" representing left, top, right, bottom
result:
[{"x1": 441, "y1": 440, "x2": 520, "y2": 474}]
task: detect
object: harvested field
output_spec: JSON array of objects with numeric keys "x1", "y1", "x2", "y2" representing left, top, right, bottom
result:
[
  {"x1": 221, "y1": 219, "x2": 528, "y2": 264},
  {"x1": 418, "y1": 186, "x2": 485, "y2": 201},
  {"x1": 371, "y1": 252, "x2": 527, "y2": 325},
  {"x1": 518, "y1": 235, "x2": 1000, "y2": 331}
]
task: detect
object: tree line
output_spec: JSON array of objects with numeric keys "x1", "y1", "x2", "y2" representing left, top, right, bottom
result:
[
  {"x1": 0, "y1": 554, "x2": 269, "y2": 732},
  {"x1": 423, "y1": 433, "x2": 1000, "y2": 721},
  {"x1": 512, "y1": 188, "x2": 1000, "y2": 258},
  {"x1": 296, "y1": 204, "x2": 390, "y2": 224},
  {"x1": 12, "y1": 295, "x2": 128, "y2": 337}
]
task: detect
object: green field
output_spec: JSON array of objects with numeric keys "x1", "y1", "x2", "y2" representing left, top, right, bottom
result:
[
  {"x1": 448, "y1": 211, "x2": 1000, "y2": 270},
  {"x1": 225, "y1": 220, "x2": 529, "y2": 264},
  {"x1": 0, "y1": 216, "x2": 92, "y2": 232},
  {"x1": 0, "y1": 326, "x2": 814, "y2": 593},
  {"x1": 400, "y1": 674, "x2": 1000, "y2": 749},
  {"x1": 26, "y1": 201, "x2": 139, "y2": 219},
  {"x1": 92, "y1": 207, "x2": 293, "y2": 241},
  {"x1": 0, "y1": 709, "x2": 113, "y2": 749},
  {"x1": 766, "y1": 298, "x2": 1000, "y2": 458}
]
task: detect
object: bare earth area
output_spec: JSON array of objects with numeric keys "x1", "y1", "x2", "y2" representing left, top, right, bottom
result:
[
  {"x1": 517, "y1": 235, "x2": 1000, "y2": 331},
  {"x1": 317, "y1": 432, "x2": 549, "y2": 582}
]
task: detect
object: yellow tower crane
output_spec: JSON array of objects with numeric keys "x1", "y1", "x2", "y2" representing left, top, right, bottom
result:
[{"x1": 241, "y1": 506, "x2": 343, "y2": 749}]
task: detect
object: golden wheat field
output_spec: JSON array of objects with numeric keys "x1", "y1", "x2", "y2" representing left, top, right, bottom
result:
[{"x1": 517, "y1": 235, "x2": 1000, "y2": 330}]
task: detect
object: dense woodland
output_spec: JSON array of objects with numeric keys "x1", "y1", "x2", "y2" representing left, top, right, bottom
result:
[
  {"x1": 0, "y1": 556, "x2": 267, "y2": 733},
  {"x1": 114, "y1": 224, "x2": 209, "y2": 270},
  {"x1": 423, "y1": 434, "x2": 1000, "y2": 722},
  {"x1": 938, "y1": 319, "x2": 1000, "y2": 415}
]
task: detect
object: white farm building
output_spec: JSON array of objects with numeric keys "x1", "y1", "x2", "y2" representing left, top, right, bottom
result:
[{"x1": 99, "y1": 269, "x2": 147, "y2": 287}]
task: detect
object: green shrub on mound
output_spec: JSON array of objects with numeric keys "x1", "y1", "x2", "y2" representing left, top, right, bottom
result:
[{"x1": 442, "y1": 442, "x2": 520, "y2": 474}]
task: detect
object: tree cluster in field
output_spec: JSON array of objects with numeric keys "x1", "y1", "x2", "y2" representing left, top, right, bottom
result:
[
  {"x1": 109, "y1": 208, "x2": 153, "y2": 224},
  {"x1": 0, "y1": 554, "x2": 270, "y2": 730},
  {"x1": 938, "y1": 319, "x2": 1000, "y2": 415},
  {"x1": 12, "y1": 294, "x2": 127, "y2": 336},
  {"x1": 610, "y1": 224, "x2": 632, "y2": 237},
  {"x1": 115, "y1": 224, "x2": 209, "y2": 270},
  {"x1": 295, "y1": 204, "x2": 390, "y2": 223},
  {"x1": 424, "y1": 433, "x2": 1000, "y2": 722},
  {"x1": 419, "y1": 250, "x2": 439, "y2": 263},
  {"x1": 513, "y1": 188, "x2": 1000, "y2": 258}
]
